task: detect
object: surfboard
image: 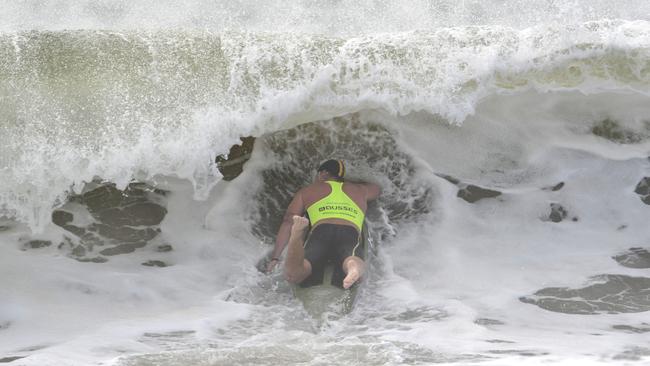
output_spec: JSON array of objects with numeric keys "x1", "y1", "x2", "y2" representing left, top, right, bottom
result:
[
  {"x1": 256, "y1": 223, "x2": 370, "y2": 317},
  {"x1": 292, "y1": 222, "x2": 370, "y2": 317}
]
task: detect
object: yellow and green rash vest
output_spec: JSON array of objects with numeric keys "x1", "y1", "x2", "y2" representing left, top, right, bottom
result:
[{"x1": 306, "y1": 181, "x2": 365, "y2": 231}]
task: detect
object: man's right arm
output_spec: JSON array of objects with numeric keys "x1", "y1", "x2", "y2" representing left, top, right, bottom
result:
[{"x1": 363, "y1": 182, "x2": 381, "y2": 201}]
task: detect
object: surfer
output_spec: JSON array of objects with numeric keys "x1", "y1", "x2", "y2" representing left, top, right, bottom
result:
[{"x1": 266, "y1": 159, "x2": 381, "y2": 289}]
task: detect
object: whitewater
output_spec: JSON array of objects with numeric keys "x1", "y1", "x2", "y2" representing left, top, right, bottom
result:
[{"x1": 1, "y1": 1, "x2": 650, "y2": 365}]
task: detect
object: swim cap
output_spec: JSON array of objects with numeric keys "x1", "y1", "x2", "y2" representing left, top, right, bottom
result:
[{"x1": 317, "y1": 159, "x2": 345, "y2": 178}]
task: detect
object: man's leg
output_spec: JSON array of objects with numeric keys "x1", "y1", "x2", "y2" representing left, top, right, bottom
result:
[
  {"x1": 284, "y1": 216, "x2": 312, "y2": 284},
  {"x1": 342, "y1": 256, "x2": 365, "y2": 289}
]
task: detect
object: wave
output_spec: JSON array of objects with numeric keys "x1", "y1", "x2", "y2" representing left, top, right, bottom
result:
[
  {"x1": 1, "y1": 20, "x2": 650, "y2": 230},
  {"x1": 2, "y1": 0, "x2": 650, "y2": 33}
]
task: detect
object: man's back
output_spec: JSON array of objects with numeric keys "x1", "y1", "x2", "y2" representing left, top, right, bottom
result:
[{"x1": 300, "y1": 180, "x2": 380, "y2": 216}]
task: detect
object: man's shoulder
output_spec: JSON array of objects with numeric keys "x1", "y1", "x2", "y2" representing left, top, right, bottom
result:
[
  {"x1": 344, "y1": 181, "x2": 381, "y2": 201},
  {"x1": 298, "y1": 182, "x2": 325, "y2": 194},
  {"x1": 302, "y1": 181, "x2": 324, "y2": 189},
  {"x1": 342, "y1": 181, "x2": 366, "y2": 189}
]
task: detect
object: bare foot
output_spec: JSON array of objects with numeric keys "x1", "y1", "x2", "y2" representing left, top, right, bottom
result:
[
  {"x1": 343, "y1": 267, "x2": 361, "y2": 289},
  {"x1": 291, "y1": 215, "x2": 309, "y2": 236}
]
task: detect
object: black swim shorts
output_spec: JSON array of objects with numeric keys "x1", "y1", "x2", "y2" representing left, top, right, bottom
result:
[{"x1": 300, "y1": 223, "x2": 362, "y2": 288}]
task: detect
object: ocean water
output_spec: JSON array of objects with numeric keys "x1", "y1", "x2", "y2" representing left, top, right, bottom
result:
[{"x1": 1, "y1": 1, "x2": 650, "y2": 365}]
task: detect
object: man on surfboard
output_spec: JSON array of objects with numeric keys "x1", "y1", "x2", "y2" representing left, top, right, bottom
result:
[{"x1": 266, "y1": 159, "x2": 381, "y2": 289}]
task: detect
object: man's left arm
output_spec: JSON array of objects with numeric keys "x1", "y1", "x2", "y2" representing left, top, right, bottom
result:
[{"x1": 266, "y1": 190, "x2": 305, "y2": 272}]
